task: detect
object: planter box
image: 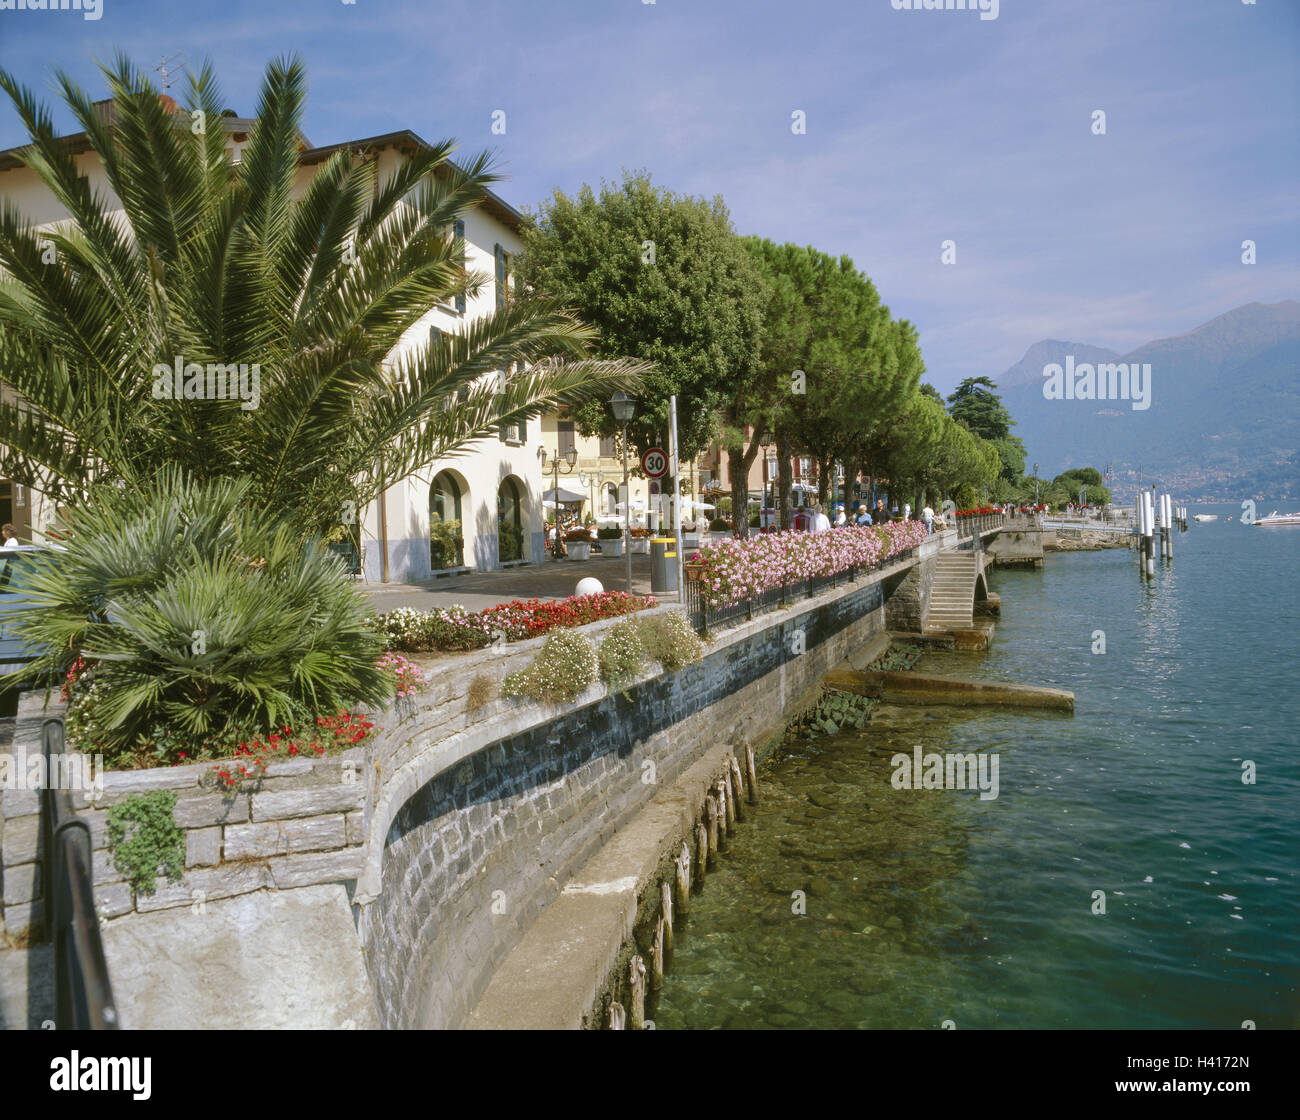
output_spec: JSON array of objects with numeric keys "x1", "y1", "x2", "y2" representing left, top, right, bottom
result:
[
  {"x1": 684, "y1": 563, "x2": 706, "y2": 583},
  {"x1": 630, "y1": 538, "x2": 650, "y2": 555},
  {"x1": 601, "y1": 538, "x2": 624, "y2": 557},
  {"x1": 567, "y1": 543, "x2": 591, "y2": 561}
]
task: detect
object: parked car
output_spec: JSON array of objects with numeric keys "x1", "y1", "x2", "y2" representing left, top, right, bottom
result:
[{"x1": 0, "y1": 545, "x2": 59, "y2": 677}]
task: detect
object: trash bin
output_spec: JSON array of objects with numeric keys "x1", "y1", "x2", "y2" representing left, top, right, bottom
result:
[{"x1": 650, "y1": 537, "x2": 678, "y2": 594}]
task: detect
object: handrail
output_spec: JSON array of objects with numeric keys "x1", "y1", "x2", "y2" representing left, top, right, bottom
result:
[{"x1": 41, "y1": 717, "x2": 119, "y2": 1030}]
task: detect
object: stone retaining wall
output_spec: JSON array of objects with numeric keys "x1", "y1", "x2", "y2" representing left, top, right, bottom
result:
[{"x1": 1, "y1": 691, "x2": 368, "y2": 938}]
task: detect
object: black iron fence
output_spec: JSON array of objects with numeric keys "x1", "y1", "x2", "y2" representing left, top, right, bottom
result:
[
  {"x1": 41, "y1": 717, "x2": 119, "y2": 1030},
  {"x1": 684, "y1": 546, "x2": 917, "y2": 635}
]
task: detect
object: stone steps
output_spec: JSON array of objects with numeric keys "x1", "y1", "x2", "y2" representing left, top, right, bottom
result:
[{"x1": 927, "y1": 553, "x2": 977, "y2": 630}]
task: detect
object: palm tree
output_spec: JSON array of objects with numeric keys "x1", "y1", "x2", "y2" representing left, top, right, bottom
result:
[{"x1": 0, "y1": 55, "x2": 648, "y2": 533}]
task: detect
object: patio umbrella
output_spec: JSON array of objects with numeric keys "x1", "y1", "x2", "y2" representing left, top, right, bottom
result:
[{"x1": 542, "y1": 486, "x2": 586, "y2": 504}]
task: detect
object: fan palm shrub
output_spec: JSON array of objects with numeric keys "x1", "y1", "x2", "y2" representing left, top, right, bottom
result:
[
  {"x1": 11, "y1": 467, "x2": 388, "y2": 759},
  {"x1": 0, "y1": 54, "x2": 647, "y2": 531}
]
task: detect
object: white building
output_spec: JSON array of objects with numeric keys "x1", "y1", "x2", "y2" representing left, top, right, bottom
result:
[{"x1": 0, "y1": 98, "x2": 545, "y2": 580}]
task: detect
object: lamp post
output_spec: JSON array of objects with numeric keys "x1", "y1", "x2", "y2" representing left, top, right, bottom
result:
[
  {"x1": 759, "y1": 430, "x2": 773, "y2": 526},
  {"x1": 1034, "y1": 462, "x2": 1039, "y2": 509},
  {"x1": 539, "y1": 443, "x2": 578, "y2": 560},
  {"x1": 611, "y1": 391, "x2": 637, "y2": 593}
]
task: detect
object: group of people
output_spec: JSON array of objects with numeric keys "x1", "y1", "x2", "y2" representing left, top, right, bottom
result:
[{"x1": 791, "y1": 499, "x2": 937, "y2": 535}]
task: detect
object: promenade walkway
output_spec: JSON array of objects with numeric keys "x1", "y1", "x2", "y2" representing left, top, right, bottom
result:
[{"x1": 362, "y1": 554, "x2": 657, "y2": 613}]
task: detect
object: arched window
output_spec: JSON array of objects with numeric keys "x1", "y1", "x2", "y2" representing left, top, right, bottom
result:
[
  {"x1": 498, "y1": 477, "x2": 524, "y2": 562},
  {"x1": 430, "y1": 471, "x2": 464, "y2": 569},
  {"x1": 603, "y1": 483, "x2": 618, "y2": 515}
]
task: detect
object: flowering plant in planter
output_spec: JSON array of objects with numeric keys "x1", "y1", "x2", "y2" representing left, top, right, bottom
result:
[
  {"x1": 628, "y1": 527, "x2": 652, "y2": 538},
  {"x1": 564, "y1": 527, "x2": 594, "y2": 542},
  {"x1": 686, "y1": 521, "x2": 929, "y2": 609}
]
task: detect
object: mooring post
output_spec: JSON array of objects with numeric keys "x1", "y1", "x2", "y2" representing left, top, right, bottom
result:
[
  {"x1": 705, "y1": 794, "x2": 720, "y2": 863},
  {"x1": 628, "y1": 956, "x2": 647, "y2": 1030},
  {"x1": 649, "y1": 916, "x2": 665, "y2": 990},
  {"x1": 745, "y1": 743, "x2": 758, "y2": 804},
  {"x1": 661, "y1": 879, "x2": 675, "y2": 952},
  {"x1": 729, "y1": 756, "x2": 746, "y2": 821},
  {"x1": 676, "y1": 841, "x2": 693, "y2": 910},
  {"x1": 607, "y1": 1001, "x2": 626, "y2": 1030},
  {"x1": 695, "y1": 822, "x2": 709, "y2": 886}
]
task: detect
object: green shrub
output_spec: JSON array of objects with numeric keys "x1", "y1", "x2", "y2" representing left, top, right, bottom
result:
[
  {"x1": 430, "y1": 515, "x2": 463, "y2": 569},
  {"x1": 599, "y1": 618, "x2": 646, "y2": 691},
  {"x1": 503, "y1": 629, "x2": 599, "y2": 704},
  {"x1": 596, "y1": 524, "x2": 623, "y2": 540},
  {"x1": 498, "y1": 519, "x2": 524, "y2": 562},
  {"x1": 749, "y1": 512, "x2": 761, "y2": 528},
  {"x1": 107, "y1": 791, "x2": 186, "y2": 896},
  {"x1": 708, "y1": 517, "x2": 730, "y2": 532},
  {"x1": 14, "y1": 468, "x2": 389, "y2": 760},
  {"x1": 638, "y1": 612, "x2": 703, "y2": 671}
]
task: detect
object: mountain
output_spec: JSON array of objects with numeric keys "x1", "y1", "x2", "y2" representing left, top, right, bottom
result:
[{"x1": 999, "y1": 301, "x2": 1300, "y2": 500}]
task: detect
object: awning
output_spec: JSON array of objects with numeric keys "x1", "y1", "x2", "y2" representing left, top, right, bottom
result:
[{"x1": 542, "y1": 487, "x2": 586, "y2": 504}]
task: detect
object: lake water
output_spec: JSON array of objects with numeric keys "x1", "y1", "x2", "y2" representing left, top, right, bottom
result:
[{"x1": 651, "y1": 503, "x2": 1299, "y2": 1030}]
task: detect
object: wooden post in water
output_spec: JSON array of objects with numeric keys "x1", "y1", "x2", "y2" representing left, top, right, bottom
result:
[
  {"x1": 719, "y1": 776, "x2": 735, "y2": 834},
  {"x1": 628, "y1": 955, "x2": 647, "y2": 1030},
  {"x1": 705, "y1": 793, "x2": 720, "y2": 863},
  {"x1": 649, "y1": 916, "x2": 665, "y2": 990},
  {"x1": 745, "y1": 743, "x2": 758, "y2": 804},
  {"x1": 607, "y1": 1001, "x2": 626, "y2": 1030},
  {"x1": 661, "y1": 880, "x2": 675, "y2": 953},
  {"x1": 695, "y1": 822, "x2": 709, "y2": 886},
  {"x1": 676, "y1": 841, "x2": 692, "y2": 911},
  {"x1": 729, "y1": 756, "x2": 746, "y2": 821}
]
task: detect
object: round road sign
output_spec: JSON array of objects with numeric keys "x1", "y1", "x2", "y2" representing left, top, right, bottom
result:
[{"x1": 641, "y1": 447, "x2": 669, "y2": 479}]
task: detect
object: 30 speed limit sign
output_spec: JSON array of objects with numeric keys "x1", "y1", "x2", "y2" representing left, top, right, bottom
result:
[{"x1": 641, "y1": 446, "x2": 669, "y2": 479}]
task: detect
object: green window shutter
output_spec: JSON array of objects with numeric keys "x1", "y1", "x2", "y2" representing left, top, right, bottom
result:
[
  {"x1": 495, "y1": 243, "x2": 506, "y2": 310},
  {"x1": 454, "y1": 220, "x2": 466, "y2": 313},
  {"x1": 517, "y1": 416, "x2": 526, "y2": 443}
]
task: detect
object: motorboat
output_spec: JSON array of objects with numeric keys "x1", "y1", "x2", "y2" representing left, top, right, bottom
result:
[
  {"x1": 1255, "y1": 510, "x2": 1300, "y2": 527},
  {"x1": 1192, "y1": 514, "x2": 1218, "y2": 522}
]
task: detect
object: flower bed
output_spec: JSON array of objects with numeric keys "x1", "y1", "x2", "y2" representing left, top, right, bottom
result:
[
  {"x1": 374, "y1": 591, "x2": 658, "y2": 653},
  {"x1": 685, "y1": 521, "x2": 929, "y2": 609}
]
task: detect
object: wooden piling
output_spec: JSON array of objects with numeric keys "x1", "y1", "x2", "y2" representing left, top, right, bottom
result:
[
  {"x1": 607, "y1": 1001, "x2": 626, "y2": 1030},
  {"x1": 745, "y1": 743, "x2": 758, "y2": 804},
  {"x1": 729, "y1": 756, "x2": 746, "y2": 821},
  {"x1": 661, "y1": 880, "x2": 674, "y2": 953},
  {"x1": 676, "y1": 841, "x2": 693, "y2": 910},
  {"x1": 695, "y1": 822, "x2": 709, "y2": 886},
  {"x1": 628, "y1": 955, "x2": 647, "y2": 1030},
  {"x1": 721, "y1": 775, "x2": 736, "y2": 831},
  {"x1": 649, "y1": 916, "x2": 665, "y2": 990},
  {"x1": 705, "y1": 793, "x2": 720, "y2": 862}
]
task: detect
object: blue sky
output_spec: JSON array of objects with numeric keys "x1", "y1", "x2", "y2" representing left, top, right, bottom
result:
[{"x1": 1, "y1": 0, "x2": 1296, "y2": 394}]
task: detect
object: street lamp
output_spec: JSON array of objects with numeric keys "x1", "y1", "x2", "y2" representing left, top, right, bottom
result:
[
  {"x1": 759, "y1": 430, "x2": 774, "y2": 522},
  {"x1": 610, "y1": 391, "x2": 637, "y2": 593},
  {"x1": 1033, "y1": 462, "x2": 1039, "y2": 509},
  {"x1": 539, "y1": 443, "x2": 578, "y2": 560}
]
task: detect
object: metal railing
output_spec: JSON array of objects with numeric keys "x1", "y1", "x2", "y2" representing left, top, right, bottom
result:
[
  {"x1": 955, "y1": 513, "x2": 1007, "y2": 539},
  {"x1": 684, "y1": 547, "x2": 917, "y2": 635},
  {"x1": 40, "y1": 717, "x2": 119, "y2": 1030}
]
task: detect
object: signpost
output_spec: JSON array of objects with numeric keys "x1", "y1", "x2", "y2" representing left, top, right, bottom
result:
[{"x1": 641, "y1": 447, "x2": 668, "y2": 479}]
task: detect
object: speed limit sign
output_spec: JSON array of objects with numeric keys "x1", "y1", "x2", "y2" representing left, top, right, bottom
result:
[{"x1": 641, "y1": 446, "x2": 669, "y2": 479}]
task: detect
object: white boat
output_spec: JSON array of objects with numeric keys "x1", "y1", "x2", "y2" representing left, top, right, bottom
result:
[
  {"x1": 1255, "y1": 510, "x2": 1300, "y2": 527},
  {"x1": 1192, "y1": 514, "x2": 1217, "y2": 522}
]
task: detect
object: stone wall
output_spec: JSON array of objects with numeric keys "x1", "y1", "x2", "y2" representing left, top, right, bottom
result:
[
  {"x1": 1, "y1": 691, "x2": 367, "y2": 939},
  {"x1": 357, "y1": 571, "x2": 895, "y2": 1029}
]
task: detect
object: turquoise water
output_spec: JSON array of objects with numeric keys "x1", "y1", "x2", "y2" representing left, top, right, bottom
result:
[{"x1": 651, "y1": 505, "x2": 1300, "y2": 1030}]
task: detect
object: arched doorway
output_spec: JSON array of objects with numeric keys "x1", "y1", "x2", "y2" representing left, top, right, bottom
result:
[
  {"x1": 430, "y1": 471, "x2": 464, "y2": 569},
  {"x1": 498, "y1": 476, "x2": 524, "y2": 563},
  {"x1": 603, "y1": 482, "x2": 618, "y2": 516}
]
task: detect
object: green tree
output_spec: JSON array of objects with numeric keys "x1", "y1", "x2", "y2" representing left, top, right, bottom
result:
[
  {"x1": 0, "y1": 56, "x2": 647, "y2": 534},
  {"x1": 946, "y1": 376, "x2": 1014, "y2": 441},
  {"x1": 516, "y1": 171, "x2": 766, "y2": 464}
]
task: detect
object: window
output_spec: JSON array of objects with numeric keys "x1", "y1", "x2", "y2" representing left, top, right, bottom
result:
[
  {"x1": 498, "y1": 365, "x2": 526, "y2": 444},
  {"x1": 454, "y1": 220, "x2": 466, "y2": 314},
  {"x1": 558, "y1": 421, "x2": 576, "y2": 457},
  {"x1": 495, "y1": 242, "x2": 511, "y2": 310},
  {"x1": 599, "y1": 435, "x2": 616, "y2": 458}
]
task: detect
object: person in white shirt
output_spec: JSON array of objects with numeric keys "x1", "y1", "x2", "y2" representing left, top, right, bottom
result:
[
  {"x1": 833, "y1": 505, "x2": 847, "y2": 527},
  {"x1": 922, "y1": 504, "x2": 934, "y2": 534},
  {"x1": 1, "y1": 524, "x2": 18, "y2": 549},
  {"x1": 812, "y1": 504, "x2": 832, "y2": 533},
  {"x1": 903, "y1": 502, "x2": 911, "y2": 521}
]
